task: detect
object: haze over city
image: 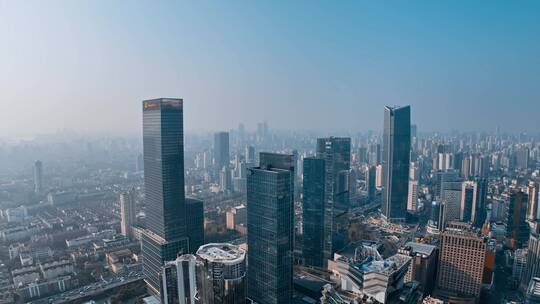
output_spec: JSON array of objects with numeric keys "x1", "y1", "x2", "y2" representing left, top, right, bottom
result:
[
  {"x1": 1, "y1": 1, "x2": 540, "y2": 139},
  {"x1": 2, "y1": 2, "x2": 540, "y2": 304}
]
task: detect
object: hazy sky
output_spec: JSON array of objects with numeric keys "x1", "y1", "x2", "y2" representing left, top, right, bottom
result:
[{"x1": 1, "y1": 1, "x2": 539, "y2": 138}]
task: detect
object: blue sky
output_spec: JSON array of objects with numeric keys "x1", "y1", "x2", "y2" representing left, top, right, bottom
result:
[{"x1": 1, "y1": 1, "x2": 539, "y2": 138}]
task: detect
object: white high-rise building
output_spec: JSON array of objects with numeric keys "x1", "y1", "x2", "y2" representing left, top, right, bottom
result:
[
  {"x1": 162, "y1": 255, "x2": 201, "y2": 304},
  {"x1": 376, "y1": 164, "x2": 383, "y2": 188},
  {"x1": 119, "y1": 190, "x2": 136, "y2": 238},
  {"x1": 407, "y1": 180, "x2": 419, "y2": 212}
]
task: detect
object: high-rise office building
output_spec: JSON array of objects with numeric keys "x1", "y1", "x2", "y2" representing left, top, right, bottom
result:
[
  {"x1": 186, "y1": 198, "x2": 204, "y2": 254},
  {"x1": 382, "y1": 105, "x2": 411, "y2": 222},
  {"x1": 33, "y1": 160, "x2": 43, "y2": 194},
  {"x1": 302, "y1": 157, "x2": 326, "y2": 267},
  {"x1": 441, "y1": 177, "x2": 463, "y2": 222},
  {"x1": 247, "y1": 153, "x2": 293, "y2": 304},
  {"x1": 316, "y1": 137, "x2": 351, "y2": 211},
  {"x1": 460, "y1": 181, "x2": 477, "y2": 223},
  {"x1": 516, "y1": 147, "x2": 530, "y2": 170},
  {"x1": 506, "y1": 190, "x2": 529, "y2": 249},
  {"x1": 315, "y1": 137, "x2": 351, "y2": 257},
  {"x1": 398, "y1": 242, "x2": 439, "y2": 294},
  {"x1": 214, "y1": 132, "x2": 230, "y2": 170},
  {"x1": 434, "y1": 170, "x2": 461, "y2": 200},
  {"x1": 527, "y1": 182, "x2": 540, "y2": 223},
  {"x1": 375, "y1": 164, "x2": 383, "y2": 188},
  {"x1": 526, "y1": 277, "x2": 540, "y2": 304},
  {"x1": 409, "y1": 163, "x2": 420, "y2": 181},
  {"x1": 366, "y1": 165, "x2": 376, "y2": 202},
  {"x1": 197, "y1": 243, "x2": 246, "y2": 304},
  {"x1": 219, "y1": 167, "x2": 233, "y2": 192},
  {"x1": 407, "y1": 180, "x2": 419, "y2": 212},
  {"x1": 161, "y1": 254, "x2": 202, "y2": 304},
  {"x1": 473, "y1": 178, "x2": 488, "y2": 228},
  {"x1": 245, "y1": 145, "x2": 255, "y2": 165},
  {"x1": 119, "y1": 190, "x2": 136, "y2": 238},
  {"x1": 368, "y1": 143, "x2": 381, "y2": 166},
  {"x1": 141, "y1": 98, "x2": 198, "y2": 294},
  {"x1": 522, "y1": 223, "x2": 540, "y2": 291},
  {"x1": 436, "y1": 222, "x2": 487, "y2": 301},
  {"x1": 427, "y1": 201, "x2": 446, "y2": 234},
  {"x1": 461, "y1": 155, "x2": 472, "y2": 179}
]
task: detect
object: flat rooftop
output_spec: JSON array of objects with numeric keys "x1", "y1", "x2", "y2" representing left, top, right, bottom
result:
[
  {"x1": 197, "y1": 243, "x2": 245, "y2": 263},
  {"x1": 404, "y1": 242, "x2": 437, "y2": 256}
]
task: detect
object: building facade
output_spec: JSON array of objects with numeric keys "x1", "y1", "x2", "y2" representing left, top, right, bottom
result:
[
  {"x1": 214, "y1": 132, "x2": 230, "y2": 170},
  {"x1": 246, "y1": 153, "x2": 294, "y2": 304},
  {"x1": 382, "y1": 105, "x2": 411, "y2": 222},
  {"x1": 436, "y1": 222, "x2": 486, "y2": 300},
  {"x1": 302, "y1": 157, "x2": 326, "y2": 267},
  {"x1": 119, "y1": 190, "x2": 136, "y2": 238},
  {"x1": 141, "y1": 98, "x2": 200, "y2": 294}
]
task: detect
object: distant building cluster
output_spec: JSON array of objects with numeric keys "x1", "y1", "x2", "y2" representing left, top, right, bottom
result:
[{"x1": 2, "y1": 97, "x2": 540, "y2": 304}]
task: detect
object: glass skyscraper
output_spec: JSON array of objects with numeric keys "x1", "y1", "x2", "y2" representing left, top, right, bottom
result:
[
  {"x1": 186, "y1": 198, "x2": 204, "y2": 254},
  {"x1": 214, "y1": 131, "x2": 230, "y2": 170},
  {"x1": 382, "y1": 105, "x2": 411, "y2": 222},
  {"x1": 247, "y1": 153, "x2": 293, "y2": 304},
  {"x1": 302, "y1": 157, "x2": 326, "y2": 267},
  {"x1": 141, "y1": 98, "x2": 201, "y2": 295},
  {"x1": 315, "y1": 137, "x2": 351, "y2": 257}
]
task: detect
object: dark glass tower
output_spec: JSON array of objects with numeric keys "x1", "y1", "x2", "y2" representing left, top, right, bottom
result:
[
  {"x1": 473, "y1": 177, "x2": 488, "y2": 228},
  {"x1": 366, "y1": 165, "x2": 376, "y2": 202},
  {"x1": 506, "y1": 190, "x2": 529, "y2": 249},
  {"x1": 186, "y1": 197, "x2": 204, "y2": 254},
  {"x1": 302, "y1": 157, "x2": 326, "y2": 267},
  {"x1": 214, "y1": 131, "x2": 230, "y2": 170},
  {"x1": 316, "y1": 137, "x2": 351, "y2": 211},
  {"x1": 247, "y1": 153, "x2": 293, "y2": 304},
  {"x1": 141, "y1": 98, "x2": 196, "y2": 295},
  {"x1": 316, "y1": 137, "x2": 351, "y2": 256},
  {"x1": 382, "y1": 105, "x2": 411, "y2": 222}
]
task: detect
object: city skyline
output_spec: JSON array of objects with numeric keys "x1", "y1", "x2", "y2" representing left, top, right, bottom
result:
[
  {"x1": 1, "y1": 1, "x2": 540, "y2": 138},
  {"x1": 2, "y1": 2, "x2": 540, "y2": 303}
]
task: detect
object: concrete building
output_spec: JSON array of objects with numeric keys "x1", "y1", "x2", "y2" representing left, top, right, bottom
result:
[
  {"x1": 527, "y1": 182, "x2": 540, "y2": 223},
  {"x1": 398, "y1": 242, "x2": 438, "y2": 294},
  {"x1": 327, "y1": 242, "x2": 412, "y2": 304},
  {"x1": 435, "y1": 222, "x2": 487, "y2": 301},
  {"x1": 407, "y1": 180, "x2": 419, "y2": 212},
  {"x1": 39, "y1": 260, "x2": 74, "y2": 280},
  {"x1": 119, "y1": 190, "x2": 136, "y2": 238},
  {"x1": 226, "y1": 205, "x2": 246, "y2": 231}
]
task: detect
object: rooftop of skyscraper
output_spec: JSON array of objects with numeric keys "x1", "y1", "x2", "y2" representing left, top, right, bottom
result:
[{"x1": 196, "y1": 243, "x2": 245, "y2": 264}]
